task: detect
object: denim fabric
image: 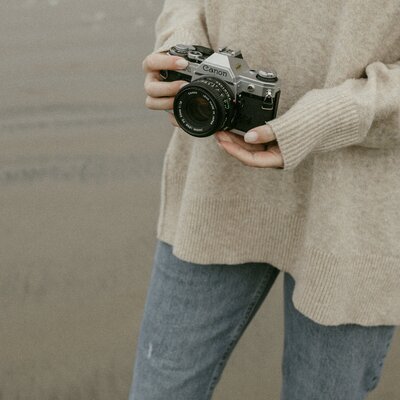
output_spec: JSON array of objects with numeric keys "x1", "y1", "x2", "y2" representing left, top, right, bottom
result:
[{"x1": 128, "y1": 240, "x2": 396, "y2": 400}]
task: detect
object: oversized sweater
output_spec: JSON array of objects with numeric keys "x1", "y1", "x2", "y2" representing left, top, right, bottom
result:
[{"x1": 152, "y1": 0, "x2": 400, "y2": 326}]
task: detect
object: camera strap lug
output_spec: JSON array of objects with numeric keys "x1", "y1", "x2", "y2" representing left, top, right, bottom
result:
[{"x1": 262, "y1": 89, "x2": 274, "y2": 110}]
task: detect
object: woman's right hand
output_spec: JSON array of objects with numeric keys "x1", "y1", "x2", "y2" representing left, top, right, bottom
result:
[{"x1": 142, "y1": 52, "x2": 189, "y2": 127}]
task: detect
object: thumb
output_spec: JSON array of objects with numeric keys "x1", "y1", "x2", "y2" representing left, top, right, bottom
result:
[{"x1": 244, "y1": 124, "x2": 276, "y2": 144}]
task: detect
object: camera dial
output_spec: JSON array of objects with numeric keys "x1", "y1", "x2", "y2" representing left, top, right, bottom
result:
[
  {"x1": 256, "y1": 70, "x2": 278, "y2": 82},
  {"x1": 187, "y1": 51, "x2": 204, "y2": 62},
  {"x1": 169, "y1": 44, "x2": 196, "y2": 56}
]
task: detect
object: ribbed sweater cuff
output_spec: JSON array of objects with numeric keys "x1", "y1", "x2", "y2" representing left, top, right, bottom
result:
[
  {"x1": 154, "y1": 28, "x2": 209, "y2": 54},
  {"x1": 268, "y1": 85, "x2": 361, "y2": 170}
]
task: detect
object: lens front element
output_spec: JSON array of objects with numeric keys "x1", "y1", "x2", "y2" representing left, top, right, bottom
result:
[
  {"x1": 173, "y1": 77, "x2": 235, "y2": 137},
  {"x1": 186, "y1": 96, "x2": 213, "y2": 122}
]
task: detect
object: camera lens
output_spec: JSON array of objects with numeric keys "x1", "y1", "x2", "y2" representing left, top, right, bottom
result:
[
  {"x1": 186, "y1": 96, "x2": 213, "y2": 122},
  {"x1": 173, "y1": 77, "x2": 235, "y2": 137}
]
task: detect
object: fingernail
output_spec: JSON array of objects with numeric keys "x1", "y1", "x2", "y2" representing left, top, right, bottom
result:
[
  {"x1": 176, "y1": 59, "x2": 189, "y2": 69},
  {"x1": 180, "y1": 82, "x2": 189, "y2": 89},
  {"x1": 244, "y1": 131, "x2": 258, "y2": 142}
]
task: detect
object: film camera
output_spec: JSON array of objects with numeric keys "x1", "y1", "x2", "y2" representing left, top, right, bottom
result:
[{"x1": 160, "y1": 44, "x2": 281, "y2": 138}]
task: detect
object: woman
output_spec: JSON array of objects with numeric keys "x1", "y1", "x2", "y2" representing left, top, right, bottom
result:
[{"x1": 129, "y1": 1, "x2": 399, "y2": 398}]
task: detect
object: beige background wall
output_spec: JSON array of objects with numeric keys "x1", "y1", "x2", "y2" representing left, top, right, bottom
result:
[{"x1": 0, "y1": 1, "x2": 398, "y2": 399}]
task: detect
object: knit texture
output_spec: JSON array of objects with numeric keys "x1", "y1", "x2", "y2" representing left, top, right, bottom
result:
[{"x1": 152, "y1": 0, "x2": 400, "y2": 326}]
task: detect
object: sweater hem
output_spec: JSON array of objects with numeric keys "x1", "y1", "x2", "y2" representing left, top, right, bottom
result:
[{"x1": 156, "y1": 179, "x2": 400, "y2": 327}]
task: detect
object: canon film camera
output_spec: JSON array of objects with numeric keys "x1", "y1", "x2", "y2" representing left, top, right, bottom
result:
[{"x1": 160, "y1": 44, "x2": 281, "y2": 138}]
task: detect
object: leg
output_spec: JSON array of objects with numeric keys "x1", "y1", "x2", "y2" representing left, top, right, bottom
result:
[
  {"x1": 128, "y1": 240, "x2": 280, "y2": 400},
  {"x1": 281, "y1": 272, "x2": 397, "y2": 400}
]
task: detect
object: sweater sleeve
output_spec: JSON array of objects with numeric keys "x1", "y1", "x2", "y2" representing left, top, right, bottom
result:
[
  {"x1": 268, "y1": 60, "x2": 400, "y2": 170},
  {"x1": 153, "y1": 0, "x2": 210, "y2": 53}
]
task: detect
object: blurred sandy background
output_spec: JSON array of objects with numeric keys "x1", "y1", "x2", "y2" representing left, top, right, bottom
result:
[{"x1": 0, "y1": 1, "x2": 398, "y2": 399}]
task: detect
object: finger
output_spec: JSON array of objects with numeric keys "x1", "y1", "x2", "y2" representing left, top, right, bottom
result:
[
  {"x1": 145, "y1": 71, "x2": 161, "y2": 83},
  {"x1": 218, "y1": 140, "x2": 284, "y2": 168},
  {"x1": 167, "y1": 113, "x2": 179, "y2": 127},
  {"x1": 144, "y1": 75, "x2": 188, "y2": 98},
  {"x1": 145, "y1": 96, "x2": 175, "y2": 110},
  {"x1": 243, "y1": 124, "x2": 276, "y2": 144},
  {"x1": 142, "y1": 53, "x2": 189, "y2": 73},
  {"x1": 215, "y1": 131, "x2": 266, "y2": 152},
  {"x1": 265, "y1": 142, "x2": 284, "y2": 166}
]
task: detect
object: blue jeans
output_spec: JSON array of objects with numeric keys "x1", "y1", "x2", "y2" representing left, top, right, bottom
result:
[{"x1": 128, "y1": 240, "x2": 396, "y2": 400}]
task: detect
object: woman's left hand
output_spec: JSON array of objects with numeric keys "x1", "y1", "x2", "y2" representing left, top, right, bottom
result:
[{"x1": 215, "y1": 124, "x2": 284, "y2": 169}]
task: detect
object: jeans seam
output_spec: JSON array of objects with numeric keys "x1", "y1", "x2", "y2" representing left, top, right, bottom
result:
[
  {"x1": 366, "y1": 327, "x2": 396, "y2": 392},
  {"x1": 204, "y1": 268, "x2": 275, "y2": 399}
]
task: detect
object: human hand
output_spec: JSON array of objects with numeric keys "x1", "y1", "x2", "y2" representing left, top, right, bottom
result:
[
  {"x1": 142, "y1": 52, "x2": 189, "y2": 127},
  {"x1": 215, "y1": 125, "x2": 284, "y2": 169}
]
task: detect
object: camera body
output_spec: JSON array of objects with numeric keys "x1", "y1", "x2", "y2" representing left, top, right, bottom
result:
[{"x1": 160, "y1": 44, "x2": 281, "y2": 138}]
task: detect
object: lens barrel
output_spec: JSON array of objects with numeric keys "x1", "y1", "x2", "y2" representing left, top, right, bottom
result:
[{"x1": 173, "y1": 77, "x2": 235, "y2": 137}]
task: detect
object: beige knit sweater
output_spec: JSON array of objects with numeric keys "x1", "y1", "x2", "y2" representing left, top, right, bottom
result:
[{"x1": 152, "y1": 0, "x2": 400, "y2": 326}]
